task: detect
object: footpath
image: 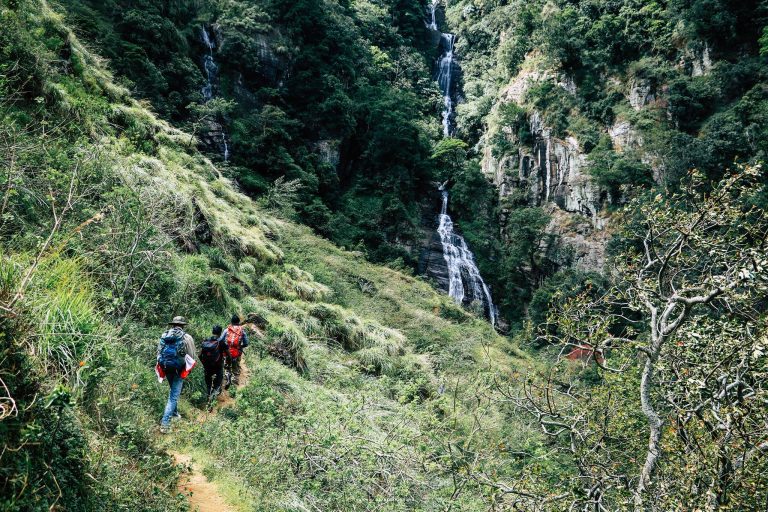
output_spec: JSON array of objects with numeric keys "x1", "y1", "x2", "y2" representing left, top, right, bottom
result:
[{"x1": 166, "y1": 359, "x2": 251, "y2": 512}]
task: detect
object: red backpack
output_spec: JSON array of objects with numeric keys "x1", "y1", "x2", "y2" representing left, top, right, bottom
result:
[{"x1": 226, "y1": 325, "x2": 244, "y2": 358}]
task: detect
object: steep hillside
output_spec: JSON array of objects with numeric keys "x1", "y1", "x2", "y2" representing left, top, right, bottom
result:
[
  {"x1": 60, "y1": 0, "x2": 444, "y2": 264},
  {"x1": 4, "y1": 1, "x2": 768, "y2": 511},
  {"x1": 0, "y1": 1, "x2": 533, "y2": 510}
]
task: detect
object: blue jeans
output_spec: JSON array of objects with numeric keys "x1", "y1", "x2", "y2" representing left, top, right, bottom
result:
[{"x1": 161, "y1": 370, "x2": 184, "y2": 427}]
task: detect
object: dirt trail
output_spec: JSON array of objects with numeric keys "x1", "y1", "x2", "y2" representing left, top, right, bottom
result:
[
  {"x1": 172, "y1": 355, "x2": 253, "y2": 511},
  {"x1": 217, "y1": 357, "x2": 250, "y2": 408},
  {"x1": 171, "y1": 452, "x2": 235, "y2": 512},
  {"x1": 194, "y1": 357, "x2": 251, "y2": 423}
]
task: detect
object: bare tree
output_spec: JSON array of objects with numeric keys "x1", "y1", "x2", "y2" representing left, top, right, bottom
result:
[{"x1": 496, "y1": 165, "x2": 768, "y2": 510}]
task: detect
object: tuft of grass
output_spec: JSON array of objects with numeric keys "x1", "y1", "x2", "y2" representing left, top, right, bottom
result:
[
  {"x1": 25, "y1": 257, "x2": 111, "y2": 384},
  {"x1": 258, "y1": 265, "x2": 331, "y2": 302},
  {"x1": 265, "y1": 319, "x2": 308, "y2": 373}
]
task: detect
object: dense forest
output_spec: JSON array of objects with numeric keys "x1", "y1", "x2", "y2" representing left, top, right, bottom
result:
[{"x1": 1, "y1": 0, "x2": 768, "y2": 510}]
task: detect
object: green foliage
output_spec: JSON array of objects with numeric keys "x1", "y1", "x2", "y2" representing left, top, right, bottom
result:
[
  {"x1": 527, "y1": 269, "x2": 608, "y2": 331},
  {"x1": 0, "y1": 2, "x2": 527, "y2": 512},
  {"x1": 514, "y1": 165, "x2": 768, "y2": 509},
  {"x1": 496, "y1": 207, "x2": 551, "y2": 321},
  {"x1": 587, "y1": 137, "x2": 654, "y2": 201},
  {"x1": 430, "y1": 138, "x2": 468, "y2": 180},
  {"x1": 56, "y1": 0, "x2": 441, "y2": 268}
]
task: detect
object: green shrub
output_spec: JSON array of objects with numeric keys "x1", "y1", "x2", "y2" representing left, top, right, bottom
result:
[{"x1": 265, "y1": 320, "x2": 308, "y2": 372}]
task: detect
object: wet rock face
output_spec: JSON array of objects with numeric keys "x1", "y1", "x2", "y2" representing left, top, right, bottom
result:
[
  {"x1": 199, "y1": 119, "x2": 230, "y2": 160},
  {"x1": 484, "y1": 112, "x2": 603, "y2": 224},
  {"x1": 482, "y1": 107, "x2": 609, "y2": 272},
  {"x1": 418, "y1": 190, "x2": 451, "y2": 291},
  {"x1": 250, "y1": 32, "x2": 288, "y2": 85},
  {"x1": 420, "y1": 230, "x2": 452, "y2": 291}
]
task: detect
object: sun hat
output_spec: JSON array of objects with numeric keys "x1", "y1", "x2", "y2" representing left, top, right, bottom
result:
[{"x1": 168, "y1": 316, "x2": 188, "y2": 326}]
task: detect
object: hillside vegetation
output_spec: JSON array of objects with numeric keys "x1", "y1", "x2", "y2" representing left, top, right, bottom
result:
[
  {"x1": 441, "y1": 0, "x2": 768, "y2": 322},
  {"x1": 3, "y1": 0, "x2": 768, "y2": 511},
  {"x1": 60, "y1": 0, "x2": 445, "y2": 264},
  {"x1": 0, "y1": 1, "x2": 527, "y2": 510}
]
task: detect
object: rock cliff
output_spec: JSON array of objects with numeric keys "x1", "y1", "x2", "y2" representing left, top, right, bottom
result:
[{"x1": 480, "y1": 62, "x2": 610, "y2": 272}]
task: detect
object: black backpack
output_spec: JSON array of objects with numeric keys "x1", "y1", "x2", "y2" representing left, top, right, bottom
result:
[{"x1": 200, "y1": 336, "x2": 221, "y2": 366}]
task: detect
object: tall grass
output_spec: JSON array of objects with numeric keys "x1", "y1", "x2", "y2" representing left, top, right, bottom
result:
[{"x1": 24, "y1": 257, "x2": 111, "y2": 385}]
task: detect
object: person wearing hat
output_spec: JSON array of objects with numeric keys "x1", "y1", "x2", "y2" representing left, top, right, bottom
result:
[{"x1": 156, "y1": 316, "x2": 196, "y2": 433}]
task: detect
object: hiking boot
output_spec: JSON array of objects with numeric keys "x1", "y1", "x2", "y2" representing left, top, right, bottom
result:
[
  {"x1": 171, "y1": 412, "x2": 182, "y2": 422},
  {"x1": 159, "y1": 425, "x2": 170, "y2": 434}
]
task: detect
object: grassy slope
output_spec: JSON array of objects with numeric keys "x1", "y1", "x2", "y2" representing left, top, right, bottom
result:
[
  {"x1": 1, "y1": 1, "x2": 536, "y2": 510},
  {"x1": 175, "y1": 223, "x2": 529, "y2": 509}
]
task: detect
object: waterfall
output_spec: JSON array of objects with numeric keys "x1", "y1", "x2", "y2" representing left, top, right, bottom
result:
[
  {"x1": 437, "y1": 188, "x2": 497, "y2": 326},
  {"x1": 428, "y1": 3, "x2": 497, "y2": 326},
  {"x1": 437, "y1": 34, "x2": 455, "y2": 137},
  {"x1": 427, "y1": 0, "x2": 439, "y2": 30},
  {"x1": 201, "y1": 26, "x2": 217, "y2": 102},
  {"x1": 200, "y1": 25, "x2": 230, "y2": 162}
]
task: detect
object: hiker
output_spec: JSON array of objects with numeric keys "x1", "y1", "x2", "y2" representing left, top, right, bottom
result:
[
  {"x1": 220, "y1": 314, "x2": 249, "y2": 388},
  {"x1": 200, "y1": 324, "x2": 227, "y2": 400},
  {"x1": 156, "y1": 316, "x2": 196, "y2": 433}
]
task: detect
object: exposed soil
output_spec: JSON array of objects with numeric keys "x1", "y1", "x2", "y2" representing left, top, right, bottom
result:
[
  {"x1": 195, "y1": 356, "x2": 251, "y2": 423},
  {"x1": 170, "y1": 355, "x2": 253, "y2": 511},
  {"x1": 171, "y1": 452, "x2": 235, "y2": 512}
]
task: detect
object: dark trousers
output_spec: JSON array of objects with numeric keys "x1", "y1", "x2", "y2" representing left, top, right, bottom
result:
[
  {"x1": 225, "y1": 355, "x2": 241, "y2": 386},
  {"x1": 203, "y1": 361, "x2": 224, "y2": 397}
]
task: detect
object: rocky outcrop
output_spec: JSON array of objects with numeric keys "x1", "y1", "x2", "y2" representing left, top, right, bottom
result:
[
  {"x1": 687, "y1": 44, "x2": 713, "y2": 77},
  {"x1": 483, "y1": 113, "x2": 604, "y2": 223},
  {"x1": 628, "y1": 78, "x2": 655, "y2": 110},
  {"x1": 482, "y1": 109, "x2": 608, "y2": 271},
  {"x1": 251, "y1": 32, "x2": 288, "y2": 85},
  {"x1": 198, "y1": 120, "x2": 230, "y2": 161},
  {"x1": 419, "y1": 230, "x2": 451, "y2": 291},
  {"x1": 608, "y1": 119, "x2": 641, "y2": 151},
  {"x1": 543, "y1": 206, "x2": 609, "y2": 272}
]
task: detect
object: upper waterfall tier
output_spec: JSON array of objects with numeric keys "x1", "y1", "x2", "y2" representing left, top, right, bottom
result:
[{"x1": 199, "y1": 25, "x2": 229, "y2": 162}]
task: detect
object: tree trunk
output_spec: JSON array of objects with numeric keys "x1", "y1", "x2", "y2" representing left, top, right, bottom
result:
[{"x1": 634, "y1": 350, "x2": 663, "y2": 510}]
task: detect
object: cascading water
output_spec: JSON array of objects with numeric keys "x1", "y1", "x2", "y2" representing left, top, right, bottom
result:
[
  {"x1": 427, "y1": 0, "x2": 439, "y2": 30},
  {"x1": 436, "y1": 33, "x2": 455, "y2": 137},
  {"x1": 428, "y1": 2, "x2": 497, "y2": 326},
  {"x1": 437, "y1": 188, "x2": 497, "y2": 326},
  {"x1": 200, "y1": 25, "x2": 230, "y2": 162},
  {"x1": 201, "y1": 26, "x2": 217, "y2": 102}
]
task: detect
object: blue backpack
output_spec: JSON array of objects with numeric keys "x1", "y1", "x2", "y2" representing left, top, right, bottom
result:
[{"x1": 158, "y1": 329, "x2": 186, "y2": 370}]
